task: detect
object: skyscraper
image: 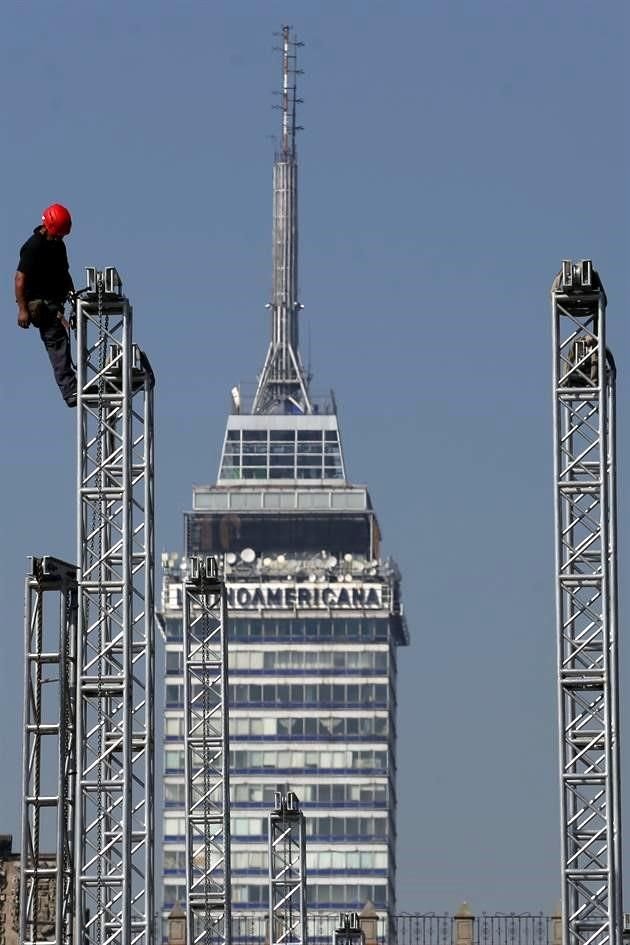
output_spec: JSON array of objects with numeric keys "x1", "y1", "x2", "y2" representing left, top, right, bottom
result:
[{"x1": 160, "y1": 26, "x2": 408, "y2": 930}]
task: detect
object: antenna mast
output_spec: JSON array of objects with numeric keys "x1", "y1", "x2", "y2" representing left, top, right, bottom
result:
[{"x1": 253, "y1": 25, "x2": 312, "y2": 415}]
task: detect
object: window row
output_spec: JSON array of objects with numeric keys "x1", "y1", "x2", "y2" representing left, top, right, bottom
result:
[
  {"x1": 221, "y1": 466, "x2": 344, "y2": 481},
  {"x1": 232, "y1": 649, "x2": 388, "y2": 673},
  {"x1": 165, "y1": 682, "x2": 389, "y2": 710},
  {"x1": 164, "y1": 713, "x2": 388, "y2": 742},
  {"x1": 231, "y1": 749, "x2": 389, "y2": 772},
  {"x1": 164, "y1": 748, "x2": 389, "y2": 774},
  {"x1": 225, "y1": 429, "x2": 340, "y2": 443},
  {"x1": 163, "y1": 616, "x2": 394, "y2": 644},
  {"x1": 231, "y1": 715, "x2": 389, "y2": 740},
  {"x1": 234, "y1": 781, "x2": 389, "y2": 807},
  {"x1": 164, "y1": 814, "x2": 389, "y2": 841},
  {"x1": 222, "y1": 452, "x2": 342, "y2": 468},
  {"x1": 163, "y1": 849, "x2": 388, "y2": 873},
  {"x1": 229, "y1": 883, "x2": 388, "y2": 908},
  {"x1": 166, "y1": 648, "x2": 388, "y2": 675},
  {"x1": 164, "y1": 780, "x2": 388, "y2": 808}
]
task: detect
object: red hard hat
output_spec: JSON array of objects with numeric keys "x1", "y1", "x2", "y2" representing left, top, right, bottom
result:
[{"x1": 42, "y1": 203, "x2": 72, "y2": 237}]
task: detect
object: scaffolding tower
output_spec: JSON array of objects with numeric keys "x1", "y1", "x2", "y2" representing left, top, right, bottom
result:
[
  {"x1": 552, "y1": 260, "x2": 623, "y2": 943},
  {"x1": 74, "y1": 268, "x2": 155, "y2": 945},
  {"x1": 268, "y1": 792, "x2": 307, "y2": 945},
  {"x1": 20, "y1": 556, "x2": 77, "y2": 945},
  {"x1": 183, "y1": 556, "x2": 232, "y2": 945}
]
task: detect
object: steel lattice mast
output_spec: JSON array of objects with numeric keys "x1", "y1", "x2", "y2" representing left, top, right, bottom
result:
[
  {"x1": 74, "y1": 268, "x2": 156, "y2": 945},
  {"x1": 551, "y1": 260, "x2": 623, "y2": 944},
  {"x1": 252, "y1": 25, "x2": 312, "y2": 415},
  {"x1": 20, "y1": 556, "x2": 77, "y2": 945},
  {"x1": 268, "y1": 792, "x2": 307, "y2": 945},
  {"x1": 183, "y1": 555, "x2": 232, "y2": 945}
]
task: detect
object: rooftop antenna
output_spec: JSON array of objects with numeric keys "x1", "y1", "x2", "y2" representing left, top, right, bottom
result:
[{"x1": 252, "y1": 26, "x2": 312, "y2": 415}]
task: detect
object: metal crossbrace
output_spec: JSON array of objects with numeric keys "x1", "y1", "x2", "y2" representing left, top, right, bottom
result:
[
  {"x1": 551, "y1": 261, "x2": 623, "y2": 944},
  {"x1": 20, "y1": 556, "x2": 77, "y2": 945},
  {"x1": 74, "y1": 268, "x2": 155, "y2": 945},
  {"x1": 183, "y1": 556, "x2": 232, "y2": 945},
  {"x1": 268, "y1": 792, "x2": 307, "y2": 945}
]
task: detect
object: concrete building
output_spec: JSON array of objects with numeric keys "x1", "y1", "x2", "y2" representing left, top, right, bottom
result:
[
  {"x1": 0, "y1": 836, "x2": 55, "y2": 945},
  {"x1": 159, "y1": 26, "x2": 408, "y2": 930}
]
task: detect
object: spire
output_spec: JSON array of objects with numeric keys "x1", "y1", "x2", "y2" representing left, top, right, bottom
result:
[{"x1": 252, "y1": 26, "x2": 312, "y2": 415}]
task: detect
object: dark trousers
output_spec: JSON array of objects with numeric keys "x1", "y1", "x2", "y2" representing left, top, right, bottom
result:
[{"x1": 28, "y1": 300, "x2": 76, "y2": 403}]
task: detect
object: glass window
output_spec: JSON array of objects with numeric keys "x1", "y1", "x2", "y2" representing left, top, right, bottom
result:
[
  {"x1": 164, "y1": 783, "x2": 185, "y2": 803},
  {"x1": 298, "y1": 468, "x2": 323, "y2": 479},
  {"x1": 242, "y1": 468, "x2": 266, "y2": 479},
  {"x1": 270, "y1": 442, "x2": 294, "y2": 455},
  {"x1": 375, "y1": 651, "x2": 388, "y2": 671},
  {"x1": 165, "y1": 717, "x2": 183, "y2": 737},
  {"x1": 166, "y1": 651, "x2": 182, "y2": 673},
  {"x1": 166, "y1": 684, "x2": 181, "y2": 705}
]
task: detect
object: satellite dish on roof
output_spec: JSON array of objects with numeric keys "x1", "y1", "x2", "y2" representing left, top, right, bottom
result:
[
  {"x1": 240, "y1": 548, "x2": 256, "y2": 564},
  {"x1": 226, "y1": 552, "x2": 237, "y2": 565}
]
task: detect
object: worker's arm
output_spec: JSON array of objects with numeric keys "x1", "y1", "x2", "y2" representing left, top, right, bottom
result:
[
  {"x1": 14, "y1": 272, "x2": 30, "y2": 328},
  {"x1": 62, "y1": 242, "x2": 74, "y2": 300}
]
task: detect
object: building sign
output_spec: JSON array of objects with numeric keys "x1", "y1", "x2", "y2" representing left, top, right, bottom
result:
[{"x1": 226, "y1": 582, "x2": 385, "y2": 611}]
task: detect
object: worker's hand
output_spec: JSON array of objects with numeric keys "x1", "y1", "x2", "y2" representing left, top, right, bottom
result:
[
  {"x1": 58, "y1": 313, "x2": 70, "y2": 332},
  {"x1": 17, "y1": 308, "x2": 30, "y2": 329}
]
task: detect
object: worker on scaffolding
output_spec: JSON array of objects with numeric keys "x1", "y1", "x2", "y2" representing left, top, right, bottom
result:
[{"x1": 15, "y1": 204, "x2": 77, "y2": 407}]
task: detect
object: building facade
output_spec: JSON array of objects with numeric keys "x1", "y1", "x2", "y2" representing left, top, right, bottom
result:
[
  {"x1": 0, "y1": 836, "x2": 55, "y2": 945},
  {"x1": 160, "y1": 25, "x2": 408, "y2": 932}
]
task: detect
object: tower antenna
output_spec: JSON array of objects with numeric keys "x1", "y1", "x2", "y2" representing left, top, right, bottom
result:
[{"x1": 253, "y1": 26, "x2": 311, "y2": 415}]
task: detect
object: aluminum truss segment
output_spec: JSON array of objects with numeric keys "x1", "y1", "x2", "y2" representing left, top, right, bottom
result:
[
  {"x1": 183, "y1": 556, "x2": 232, "y2": 945},
  {"x1": 551, "y1": 260, "x2": 623, "y2": 945},
  {"x1": 20, "y1": 556, "x2": 77, "y2": 945},
  {"x1": 268, "y1": 792, "x2": 307, "y2": 945},
  {"x1": 74, "y1": 269, "x2": 155, "y2": 945}
]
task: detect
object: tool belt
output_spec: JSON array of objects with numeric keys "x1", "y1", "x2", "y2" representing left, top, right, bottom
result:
[{"x1": 27, "y1": 299, "x2": 64, "y2": 328}]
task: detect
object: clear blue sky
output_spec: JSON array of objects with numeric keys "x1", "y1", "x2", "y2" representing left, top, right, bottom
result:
[{"x1": 1, "y1": 0, "x2": 628, "y2": 916}]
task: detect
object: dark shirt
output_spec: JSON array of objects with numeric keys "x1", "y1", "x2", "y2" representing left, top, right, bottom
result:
[{"x1": 17, "y1": 227, "x2": 72, "y2": 303}]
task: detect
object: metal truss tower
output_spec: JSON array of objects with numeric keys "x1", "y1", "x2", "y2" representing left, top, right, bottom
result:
[
  {"x1": 252, "y1": 25, "x2": 312, "y2": 415},
  {"x1": 74, "y1": 268, "x2": 156, "y2": 945},
  {"x1": 182, "y1": 556, "x2": 232, "y2": 945},
  {"x1": 268, "y1": 792, "x2": 307, "y2": 945},
  {"x1": 552, "y1": 260, "x2": 623, "y2": 943},
  {"x1": 20, "y1": 556, "x2": 77, "y2": 945}
]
